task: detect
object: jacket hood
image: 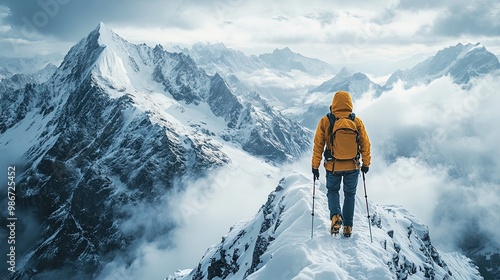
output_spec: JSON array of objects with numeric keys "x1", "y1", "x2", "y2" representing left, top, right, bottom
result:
[{"x1": 331, "y1": 91, "x2": 353, "y2": 115}]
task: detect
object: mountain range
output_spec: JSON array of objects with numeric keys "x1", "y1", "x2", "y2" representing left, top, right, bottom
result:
[
  {"x1": 177, "y1": 43, "x2": 336, "y2": 77},
  {"x1": 0, "y1": 63, "x2": 57, "y2": 93},
  {"x1": 385, "y1": 42, "x2": 500, "y2": 89},
  {"x1": 180, "y1": 41, "x2": 499, "y2": 95},
  {"x1": 0, "y1": 23, "x2": 310, "y2": 280},
  {"x1": 1, "y1": 23, "x2": 499, "y2": 279},
  {"x1": 176, "y1": 43, "x2": 337, "y2": 112},
  {"x1": 180, "y1": 41, "x2": 500, "y2": 131}
]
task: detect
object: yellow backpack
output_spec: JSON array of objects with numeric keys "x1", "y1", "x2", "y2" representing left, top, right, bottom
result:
[{"x1": 324, "y1": 112, "x2": 360, "y2": 162}]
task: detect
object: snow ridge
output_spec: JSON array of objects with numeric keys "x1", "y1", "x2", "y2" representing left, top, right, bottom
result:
[
  {"x1": 385, "y1": 42, "x2": 500, "y2": 88},
  {"x1": 169, "y1": 172, "x2": 481, "y2": 280}
]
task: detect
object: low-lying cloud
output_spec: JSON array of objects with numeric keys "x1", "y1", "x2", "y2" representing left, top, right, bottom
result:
[
  {"x1": 97, "y1": 153, "x2": 280, "y2": 280},
  {"x1": 358, "y1": 73, "x2": 500, "y2": 252}
]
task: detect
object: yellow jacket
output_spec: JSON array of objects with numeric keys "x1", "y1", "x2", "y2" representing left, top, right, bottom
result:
[{"x1": 312, "y1": 91, "x2": 371, "y2": 172}]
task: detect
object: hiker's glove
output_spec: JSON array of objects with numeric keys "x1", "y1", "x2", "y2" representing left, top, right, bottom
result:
[
  {"x1": 361, "y1": 166, "x2": 369, "y2": 174},
  {"x1": 312, "y1": 168, "x2": 319, "y2": 180}
]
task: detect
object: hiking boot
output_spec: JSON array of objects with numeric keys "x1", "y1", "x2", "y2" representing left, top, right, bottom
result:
[
  {"x1": 330, "y1": 214, "x2": 342, "y2": 235},
  {"x1": 343, "y1": 226, "x2": 352, "y2": 237}
]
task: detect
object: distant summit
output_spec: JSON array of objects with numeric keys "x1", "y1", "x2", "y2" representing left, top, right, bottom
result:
[
  {"x1": 385, "y1": 42, "x2": 500, "y2": 88},
  {"x1": 311, "y1": 67, "x2": 382, "y2": 99}
]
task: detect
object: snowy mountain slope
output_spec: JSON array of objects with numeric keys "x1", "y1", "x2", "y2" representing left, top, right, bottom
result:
[
  {"x1": 1, "y1": 27, "x2": 230, "y2": 278},
  {"x1": 385, "y1": 43, "x2": 500, "y2": 89},
  {"x1": 168, "y1": 172, "x2": 481, "y2": 280},
  {"x1": 0, "y1": 23, "x2": 310, "y2": 280}
]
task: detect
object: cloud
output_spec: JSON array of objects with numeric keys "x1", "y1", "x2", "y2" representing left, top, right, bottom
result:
[
  {"x1": 358, "y1": 74, "x2": 500, "y2": 252},
  {"x1": 0, "y1": 0, "x2": 200, "y2": 41},
  {"x1": 432, "y1": 180, "x2": 500, "y2": 251},
  {"x1": 237, "y1": 68, "x2": 329, "y2": 91},
  {"x1": 396, "y1": 0, "x2": 500, "y2": 37},
  {"x1": 97, "y1": 148, "x2": 281, "y2": 279},
  {"x1": 1, "y1": 0, "x2": 499, "y2": 74},
  {"x1": 396, "y1": 0, "x2": 462, "y2": 10},
  {"x1": 432, "y1": 3, "x2": 500, "y2": 36}
]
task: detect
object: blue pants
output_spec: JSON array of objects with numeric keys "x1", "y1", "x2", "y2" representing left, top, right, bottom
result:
[{"x1": 326, "y1": 170, "x2": 359, "y2": 227}]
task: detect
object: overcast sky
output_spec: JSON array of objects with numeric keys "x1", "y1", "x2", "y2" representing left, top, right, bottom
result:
[{"x1": 0, "y1": 0, "x2": 499, "y2": 74}]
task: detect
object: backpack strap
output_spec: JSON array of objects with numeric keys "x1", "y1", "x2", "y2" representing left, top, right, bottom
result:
[
  {"x1": 349, "y1": 112, "x2": 361, "y2": 164},
  {"x1": 349, "y1": 113, "x2": 360, "y2": 144},
  {"x1": 326, "y1": 113, "x2": 336, "y2": 147}
]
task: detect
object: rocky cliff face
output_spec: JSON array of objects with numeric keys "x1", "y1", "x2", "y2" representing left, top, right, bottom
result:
[{"x1": 0, "y1": 23, "x2": 310, "y2": 280}]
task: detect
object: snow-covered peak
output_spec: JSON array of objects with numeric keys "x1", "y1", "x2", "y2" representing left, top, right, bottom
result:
[
  {"x1": 447, "y1": 42, "x2": 485, "y2": 60},
  {"x1": 85, "y1": 23, "x2": 139, "y2": 93},
  {"x1": 92, "y1": 28, "x2": 137, "y2": 91},
  {"x1": 309, "y1": 68, "x2": 381, "y2": 97},
  {"x1": 1, "y1": 23, "x2": 313, "y2": 279},
  {"x1": 56, "y1": 23, "x2": 181, "y2": 96},
  {"x1": 272, "y1": 46, "x2": 294, "y2": 55},
  {"x1": 385, "y1": 42, "x2": 500, "y2": 88},
  {"x1": 95, "y1": 22, "x2": 122, "y2": 47},
  {"x1": 53, "y1": 22, "x2": 133, "y2": 88},
  {"x1": 335, "y1": 66, "x2": 354, "y2": 79},
  {"x1": 461, "y1": 42, "x2": 483, "y2": 54},
  {"x1": 169, "y1": 172, "x2": 481, "y2": 279}
]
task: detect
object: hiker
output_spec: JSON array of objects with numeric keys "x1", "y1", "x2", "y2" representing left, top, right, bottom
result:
[{"x1": 311, "y1": 91, "x2": 371, "y2": 237}]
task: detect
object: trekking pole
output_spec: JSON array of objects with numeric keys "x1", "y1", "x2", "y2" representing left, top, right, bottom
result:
[
  {"x1": 311, "y1": 176, "x2": 316, "y2": 239},
  {"x1": 362, "y1": 172, "x2": 373, "y2": 243}
]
